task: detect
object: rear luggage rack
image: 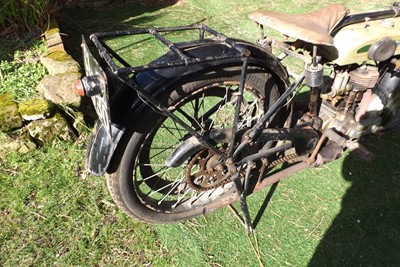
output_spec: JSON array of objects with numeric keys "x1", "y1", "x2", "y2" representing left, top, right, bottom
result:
[{"x1": 89, "y1": 24, "x2": 251, "y2": 75}]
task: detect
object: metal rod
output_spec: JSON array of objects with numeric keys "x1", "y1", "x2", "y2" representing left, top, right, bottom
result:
[
  {"x1": 202, "y1": 25, "x2": 251, "y2": 56},
  {"x1": 259, "y1": 24, "x2": 265, "y2": 39},
  {"x1": 237, "y1": 143, "x2": 292, "y2": 166},
  {"x1": 244, "y1": 161, "x2": 255, "y2": 196},
  {"x1": 248, "y1": 73, "x2": 305, "y2": 141},
  {"x1": 97, "y1": 39, "x2": 131, "y2": 68},
  {"x1": 228, "y1": 57, "x2": 249, "y2": 157},
  {"x1": 232, "y1": 172, "x2": 253, "y2": 234},
  {"x1": 120, "y1": 78, "x2": 226, "y2": 158},
  {"x1": 306, "y1": 131, "x2": 327, "y2": 165},
  {"x1": 90, "y1": 35, "x2": 120, "y2": 73},
  {"x1": 199, "y1": 27, "x2": 205, "y2": 40},
  {"x1": 312, "y1": 45, "x2": 318, "y2": 67},
  {"x1": 254, "y1": 162, "x2": 310, "y2": 192},
  {"x1": 149, "y1": 28, "x2": 190, "y2": 61},
  {"x1": 114, "y1": 53, "x2": 242, "y2": 75},
  {"x1": 92, "y1": 24, "x2": 202, "y2": 38}
]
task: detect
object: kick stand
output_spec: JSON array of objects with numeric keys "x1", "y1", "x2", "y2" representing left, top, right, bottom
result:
[{"x1": 229, "y1": 162, "x2": 254, "y2": 234}]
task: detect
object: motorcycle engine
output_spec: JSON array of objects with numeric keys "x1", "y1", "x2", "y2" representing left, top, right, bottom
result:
[{"x1": 320, "y1": 58, "x2": 400, "y2": 140}]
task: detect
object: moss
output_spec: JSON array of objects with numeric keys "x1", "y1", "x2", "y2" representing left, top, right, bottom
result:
[
  {"x1": 45, "y1": 27, "x2": 60, "y2": 36},
  {"x1": 0, "y1": 130, "x2": 37, "y2": 158},
  {"x1": 18, "y1": 98, "x2": 54, "y2": 120},
  {"x1": 27, "y1": 111, "x2": 75, "y2": 145},
  {"x1": 0, "y1": 93, "x2": 14, "y2": 107},
  {"x1": 44, "y1": 18, "x2": 61, "y2": 37},
  {"x1": 46, "y1": 50, "x2": 74, "y2": 62},
  {"x1": 0, "y1": 93, "x2": 23, "y2": 132}
]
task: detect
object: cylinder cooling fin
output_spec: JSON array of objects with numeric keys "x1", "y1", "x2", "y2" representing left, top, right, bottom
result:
[{"x1": 348, "y1": 66, "x2": 379, "y2": 91}]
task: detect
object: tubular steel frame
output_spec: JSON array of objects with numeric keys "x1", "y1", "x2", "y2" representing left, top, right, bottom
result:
[
  {"x1": 88, "y1": 24, "x2": 306, "y2": 233},
  {"x1": 89, "y1": 24, "x2": 261, "y2": 158},
  {"x1": 89, "y1": 25, "x2": 262, "y2": 232}
]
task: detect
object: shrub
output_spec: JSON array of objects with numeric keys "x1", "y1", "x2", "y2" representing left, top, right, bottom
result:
[{"x1": 0, "y1": 0, "x2": 57, "y2": 35}]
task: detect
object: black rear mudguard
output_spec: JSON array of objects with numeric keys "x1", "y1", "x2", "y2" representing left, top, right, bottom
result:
[{"x1": 86, "y1": 39, "x2": 290, "y2": 176}]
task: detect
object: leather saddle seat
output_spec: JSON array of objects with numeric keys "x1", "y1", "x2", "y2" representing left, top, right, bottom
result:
[{"x1": 249, "y1": 4, "x2": 349, "y2": 46}]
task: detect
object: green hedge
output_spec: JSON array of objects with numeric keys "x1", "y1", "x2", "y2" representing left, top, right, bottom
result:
[{"x1": 0, "y1": 0, "x2": 56, "y2": 34}]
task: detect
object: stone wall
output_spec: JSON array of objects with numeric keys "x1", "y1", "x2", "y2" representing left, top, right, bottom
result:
[{"x1": 0, "y1": 18, "x2": 84, "y2": 158}]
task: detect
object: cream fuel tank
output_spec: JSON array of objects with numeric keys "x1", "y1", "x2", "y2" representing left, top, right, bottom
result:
[{"x1": 333, "y1": 16, "x2": 400, "y2": 65}]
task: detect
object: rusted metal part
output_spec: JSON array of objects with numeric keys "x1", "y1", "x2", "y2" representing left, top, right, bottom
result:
[
  {"x1": 203, "y1": 155, "x2": 311, "y2": 213},
  {"x1": 254, "y1": 162, "x2": 310, "y2": 192},
  {"x1": 185, "y1": 149, "x2": 230, "y2": 192},
  {"x1": 268, "y1": 153, "x2": 299, "y2": 168},
  {"x1": 306, "y1": 131, "x2": 327, "y2": 165}
]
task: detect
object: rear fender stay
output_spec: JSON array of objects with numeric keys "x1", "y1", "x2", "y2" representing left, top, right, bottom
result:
[{"x1": 86, "y1": 39, "x2": 289, "y2": 176}]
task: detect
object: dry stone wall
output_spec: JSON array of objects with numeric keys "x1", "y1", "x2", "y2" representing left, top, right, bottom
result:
[{"x1": 0, "y1": 18, "x2": 84, "y2": 158}]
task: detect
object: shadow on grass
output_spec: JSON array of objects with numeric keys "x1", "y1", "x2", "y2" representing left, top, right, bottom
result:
[
  {"x1": 56, "y1": 3, "x2": 400, "y2": 265},
  {"x1": 0, "y1": 36, "x2": 43, "y2": 61},
  {"x1": 252, "y1": 182, "x2": 279, "y2": 228},
  {"x1": 57, "y1": 1, "x2": 181, "y2": 63},
  {"x1": 308, "y1": 132, "x2": 400, "y2": 266}
]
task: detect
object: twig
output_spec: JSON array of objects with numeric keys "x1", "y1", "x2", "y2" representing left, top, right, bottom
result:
[
  {"x1": 30, "y1": 211, "x2": 47, "y2": 220},
  {"x1": 227, "y1": 205, "x2": 245, "y2": 227},
  {"x1": 246, "y1": 230, "x2": 265, "y2": 267},
  {"x1": 306, "y1": 215, "x2": 324, "y2": 239},
  {"x1": 252, "y1": 230, "x2": 264, "y2": 267}
]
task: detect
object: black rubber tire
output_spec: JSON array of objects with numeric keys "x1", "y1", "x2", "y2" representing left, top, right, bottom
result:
[{"x1": 106, "y1": 66, "x2": 286, "y2": 223}]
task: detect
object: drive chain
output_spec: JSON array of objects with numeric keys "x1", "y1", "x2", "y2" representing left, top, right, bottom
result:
[{"x1": 185, "y1": 149, "x2": 300, "y2": 192}]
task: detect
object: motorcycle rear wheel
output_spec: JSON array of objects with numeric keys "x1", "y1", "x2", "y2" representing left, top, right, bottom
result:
[{"x1": 106, "y1": 67, "x2": 287, "y2": 223}]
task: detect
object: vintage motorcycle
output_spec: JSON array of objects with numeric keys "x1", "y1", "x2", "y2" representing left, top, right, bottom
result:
[{"x1": 75, "y1": 3, "x2": 400, "y2": 232}]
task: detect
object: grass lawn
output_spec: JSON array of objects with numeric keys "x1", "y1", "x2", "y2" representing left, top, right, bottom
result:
[{"x1": 2, "y1": 0, "x2": 400, "y2": 266}]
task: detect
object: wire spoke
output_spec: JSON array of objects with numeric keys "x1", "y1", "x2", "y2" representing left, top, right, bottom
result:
[
  {"x1": 134, "y1": 81, "x2": 263, "y2": 214},
  {"x1": 176, "y1": 106, "x2": 205, "y2": 132},
  {"x1": 171, "y1": 187, "x2": 192, "y2": 208},
  {"x1": 158, "y1": 124, "x2": 186, "y2": 141},
  {"x1": 154, "y1": 174, "x2": 185, "y2": 204},
  {"x1": 141, "y1": 166, "x2": 171, "y2": 182},
  {"x1": 146, "y1": 143, "x2": 177, "y2": 160}
]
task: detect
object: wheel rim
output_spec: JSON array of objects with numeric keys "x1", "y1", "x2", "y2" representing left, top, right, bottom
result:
[{"x1": 133, "y1": 82, "x2": 264, "y2": 213}]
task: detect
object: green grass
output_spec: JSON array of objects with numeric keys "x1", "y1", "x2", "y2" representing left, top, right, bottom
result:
[
  {"x1": 155, "y1": 132, "x2": 400, "y2": 266},
  {"x1": 2, "y1": 1, "x2": 400, "y2": 266},
  {"x1": 154, "y1": 132, "x2": 400, "y2": 266},
  {"x1": 0, "y1": 137, "x2": 170, "y2": 266},
  {"x1": 0, "y1": 37, "x2": 48, "y2": 101}
]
